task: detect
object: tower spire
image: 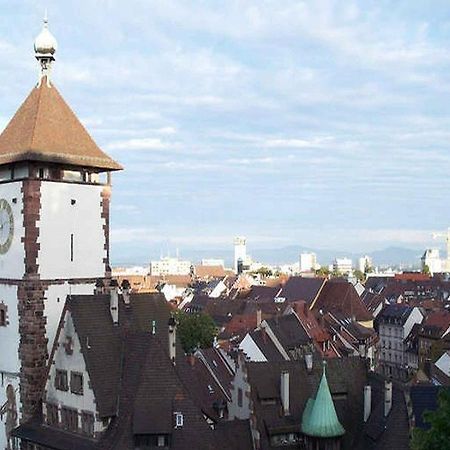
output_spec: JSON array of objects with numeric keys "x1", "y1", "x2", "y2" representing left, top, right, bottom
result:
[{"x1": 34, "y1": 12, "x2": 58, "y2": 87}]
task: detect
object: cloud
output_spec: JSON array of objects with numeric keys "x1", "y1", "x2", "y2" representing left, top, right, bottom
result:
[{"x1": 106, "y1": 137, "x2": 179, "y2": 151}]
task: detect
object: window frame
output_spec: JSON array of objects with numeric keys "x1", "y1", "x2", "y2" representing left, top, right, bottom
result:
[
  {"x1": 55, "y1": 369, "x2": 68, "y2": 392},
  {"x1": 70, "y1": 371, "x2": 84, "y2": 395}
]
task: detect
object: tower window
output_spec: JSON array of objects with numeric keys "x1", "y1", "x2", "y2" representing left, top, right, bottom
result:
[
  {"x1": 70, "y1": 234, "x2": 74, "y2": 262},
  {"x1": 0, "y1": 303, "x2": 7, "y2": 326}
]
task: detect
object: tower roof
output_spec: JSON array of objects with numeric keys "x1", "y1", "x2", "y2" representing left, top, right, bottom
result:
[
  {"x1": 0, "y1": 80, "x2": 122, "y2": 171},
  {"x1": 301, "y1": 362, "x2": 345, "y2": 438}
]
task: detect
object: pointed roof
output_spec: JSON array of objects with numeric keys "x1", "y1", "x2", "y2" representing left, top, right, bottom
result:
[
  {"x1": 301, "y1": 362, "x2": 345, "y2": 438},
  {"x1": 0, "y1": 79, "x2": 122, "y2": 171}
]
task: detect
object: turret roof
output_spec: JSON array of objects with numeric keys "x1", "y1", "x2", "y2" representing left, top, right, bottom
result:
[
  {"x1": 301, "y1": 363, "x2": 345, "y2": 438},
  {"x1": 0, "y1": 79, "x2": 122, "y2": 171}
]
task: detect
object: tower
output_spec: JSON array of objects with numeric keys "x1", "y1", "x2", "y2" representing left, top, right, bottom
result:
[
  {"x1": 233, "y1": 236, "x2": 246, "y2": 273},
  {"x1": 0, "y1": 18, "x2": 122, "y2": 449}
]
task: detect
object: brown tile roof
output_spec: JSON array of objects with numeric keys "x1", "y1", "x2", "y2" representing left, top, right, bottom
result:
[
  {"x1": 0, "y1": 79, "x2": 122, "y2": 171},
  {"x1": 279, "y1": 276, "x2": 326, "y2": 304},
  {"x1": 194, "y1": 265, "x2": 227, "y2": 279},
  {"x1": 312, "y1": 279, "x2": 373, "y2": 322}
]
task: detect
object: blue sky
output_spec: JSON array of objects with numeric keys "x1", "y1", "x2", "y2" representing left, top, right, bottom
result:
[{"x1": 1, "y1": 1, "x2": 450, "y2": 263}]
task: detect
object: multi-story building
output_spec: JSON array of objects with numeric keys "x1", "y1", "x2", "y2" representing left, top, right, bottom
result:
[
  {"x1": 0, "y1": 18, "x2": 122, "y2": 449},
  {"x1": 421, "y1": 248, "x2": 442, "y2": 274},
  {"x1": 358, "y1": 255, "x2": 373, "y2": 273},
  {"x1": 149, "y1": 256, "x2": 192, "y2": 276},
  {"x1": 377, "y1": 304, "x2": 424, "y2": 380},
  {"x1": 333, "y1": 257, "x2": 353, "y2": 274},
  {"x1": 300, "y1": 252, "x2": 318, "y2": 272}
]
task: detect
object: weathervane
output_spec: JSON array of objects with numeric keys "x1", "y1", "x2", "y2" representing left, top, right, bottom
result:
[{"x1": 34, "y1": 11, "x2": 58, "y2": 87}]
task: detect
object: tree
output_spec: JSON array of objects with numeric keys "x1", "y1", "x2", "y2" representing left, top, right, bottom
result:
[
  {"x1": 174, "y1": 311, "x2": 217, "y2": 354},
  {"x1": 315, "y1": 266, "x2": 330, "y2": 277},
  {"x1": 353, "y1": 269, "x2": 365, "y2": 282},
  {"x1": 411, "y1": 388, "x2": 450, "y2": 450},
  {"x1": 251, "y1": 267, "x2": 273, "y2": 277},
  {"x1": 422, "y1": 264, "x2": 431, "y2": 276}
]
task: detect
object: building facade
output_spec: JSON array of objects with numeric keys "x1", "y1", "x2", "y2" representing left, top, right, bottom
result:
[{"x1": 377, "y1": 305, "x2": 424, "y2": 380}]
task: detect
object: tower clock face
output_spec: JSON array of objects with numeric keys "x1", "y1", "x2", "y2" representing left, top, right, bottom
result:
[{"x1": 0, "y1": 199, "x2": 14, "y2": 254}]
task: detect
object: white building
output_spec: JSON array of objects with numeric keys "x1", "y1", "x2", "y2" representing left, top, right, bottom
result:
[
  {"x1": 300, "y1": 252, "x2": 318, "y2": 272},
  {"x1": 378, "y1": 304, "x2": 424, "y2": 380},
  {"x1": 358, "y1": 255, "x2": 373, "y2": 273},
  {"x1": 201, "y1": 258, "x2": 225, "y2": 267},
  {"x1": 149, "y1": 257, "x2": 192, "y2": 276},
  {"x1": 112, "y1": 266, "x2": 148, "y2": 276},
  {"x1": 333, "y1": 257, "x2": 353, "y2": 274},
  {"x1": 234, "y1": 236, "x2": 247, "y2": 273},
  {"x1": 421, "y1": 249, "x2": 442, "y2": 274}
]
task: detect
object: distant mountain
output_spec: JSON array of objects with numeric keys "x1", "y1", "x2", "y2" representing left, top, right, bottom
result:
[{"x1": 367, "y1": 246, "x2": 422, "y2": 267}]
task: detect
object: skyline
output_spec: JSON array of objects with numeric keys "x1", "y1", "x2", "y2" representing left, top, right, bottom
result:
[{"x1": 1, "y1": 1, "x2": 450, "y2": 262}]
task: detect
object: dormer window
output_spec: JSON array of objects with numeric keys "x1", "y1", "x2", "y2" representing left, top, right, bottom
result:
[{"x1": 174, "y1": 412, "x2": 184, "y2": 428}]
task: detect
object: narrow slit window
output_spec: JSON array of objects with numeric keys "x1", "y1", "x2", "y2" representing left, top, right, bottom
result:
[{"x1": 70, "y1": 234, "x2": 74, "y2": 262}]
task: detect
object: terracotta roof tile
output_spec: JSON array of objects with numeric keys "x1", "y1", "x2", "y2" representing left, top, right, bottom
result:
[{"x1": 0, "y1": 79, "x2": 122, "y2": 171}]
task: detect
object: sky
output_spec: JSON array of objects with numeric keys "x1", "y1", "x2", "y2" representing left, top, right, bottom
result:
[{"x1": 1, "y1": 0, "x2": 450, "y2": 264}]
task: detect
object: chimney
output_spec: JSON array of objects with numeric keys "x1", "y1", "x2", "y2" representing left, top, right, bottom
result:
[
  {"x1": 384, "y1": 381, "x2": 392, "y2": 417},
  {"x1": 261, "y1": 325, "x2": 267, "y2": 343},
  {"x1": 94, "y1": 278, "x2": 104, "y2": 295},
  {"x1": 109, "y1": 279, "x2": 119, "y2": 325},
  {"x1": 280, "y1": 371, "x2": 290, "y2": 416},
  {"x1": 256, "y1": 308, "x2": 262, "y2": 328},
  {"x1": 168, "y1": 316, "x2": 177, "y2": 365},
  {"x1": 121, "y1": 279, "x2": 131, "y2": 306},
  {"x1": 305, "y1": 353, "x2": 313, "y2": 372},
  {"x1": 364, "y1": 385, "x2": 372, "y2": 422}
]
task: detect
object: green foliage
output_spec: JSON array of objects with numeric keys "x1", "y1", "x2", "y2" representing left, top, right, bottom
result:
[
  {"x1": 364, "y1": 261, "x2": 373, "y2": 274},
  {"x1": 315, "y1": 266, "x2": 330, "y2": 276},
  {"x1": 411, "y1": 388, "x2": 450, "y2": 450},
  {"x1": 422, "y1": 264, "x2": 431, "y2": 275},
  {"x1": 251, "y1": 266, "x2": 273, "y2": 277},
  {"x1": 353, "y1": 269, "x2": 365, "y2": 282},
  {"x1": 174, "y1": 311, "x2": 217, "y2": 354}
]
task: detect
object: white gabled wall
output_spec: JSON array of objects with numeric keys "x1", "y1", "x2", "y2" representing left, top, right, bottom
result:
[
  {"x1": 239, "y1": 334, "x2": 267, "y2": 362},
  {"x1": 0, "y1": 181, "x2": 25, "y2": 279},
  {"x1": 403, "y1": 307, "x2": 424, "y2": 339},
  {"x1": 38, "y1": 182, "x2": 106, "y2": 280},
  {"x1": 45, "y1": 283, "x2": 95, "y2": 353},
  {"x1": 46, "y1": 311, "x2": 105, "y2": 433}
]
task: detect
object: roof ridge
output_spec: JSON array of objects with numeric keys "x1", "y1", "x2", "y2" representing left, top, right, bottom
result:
[{"x1": 29, "y1": 83, "x2": 44, "y2": 151}]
